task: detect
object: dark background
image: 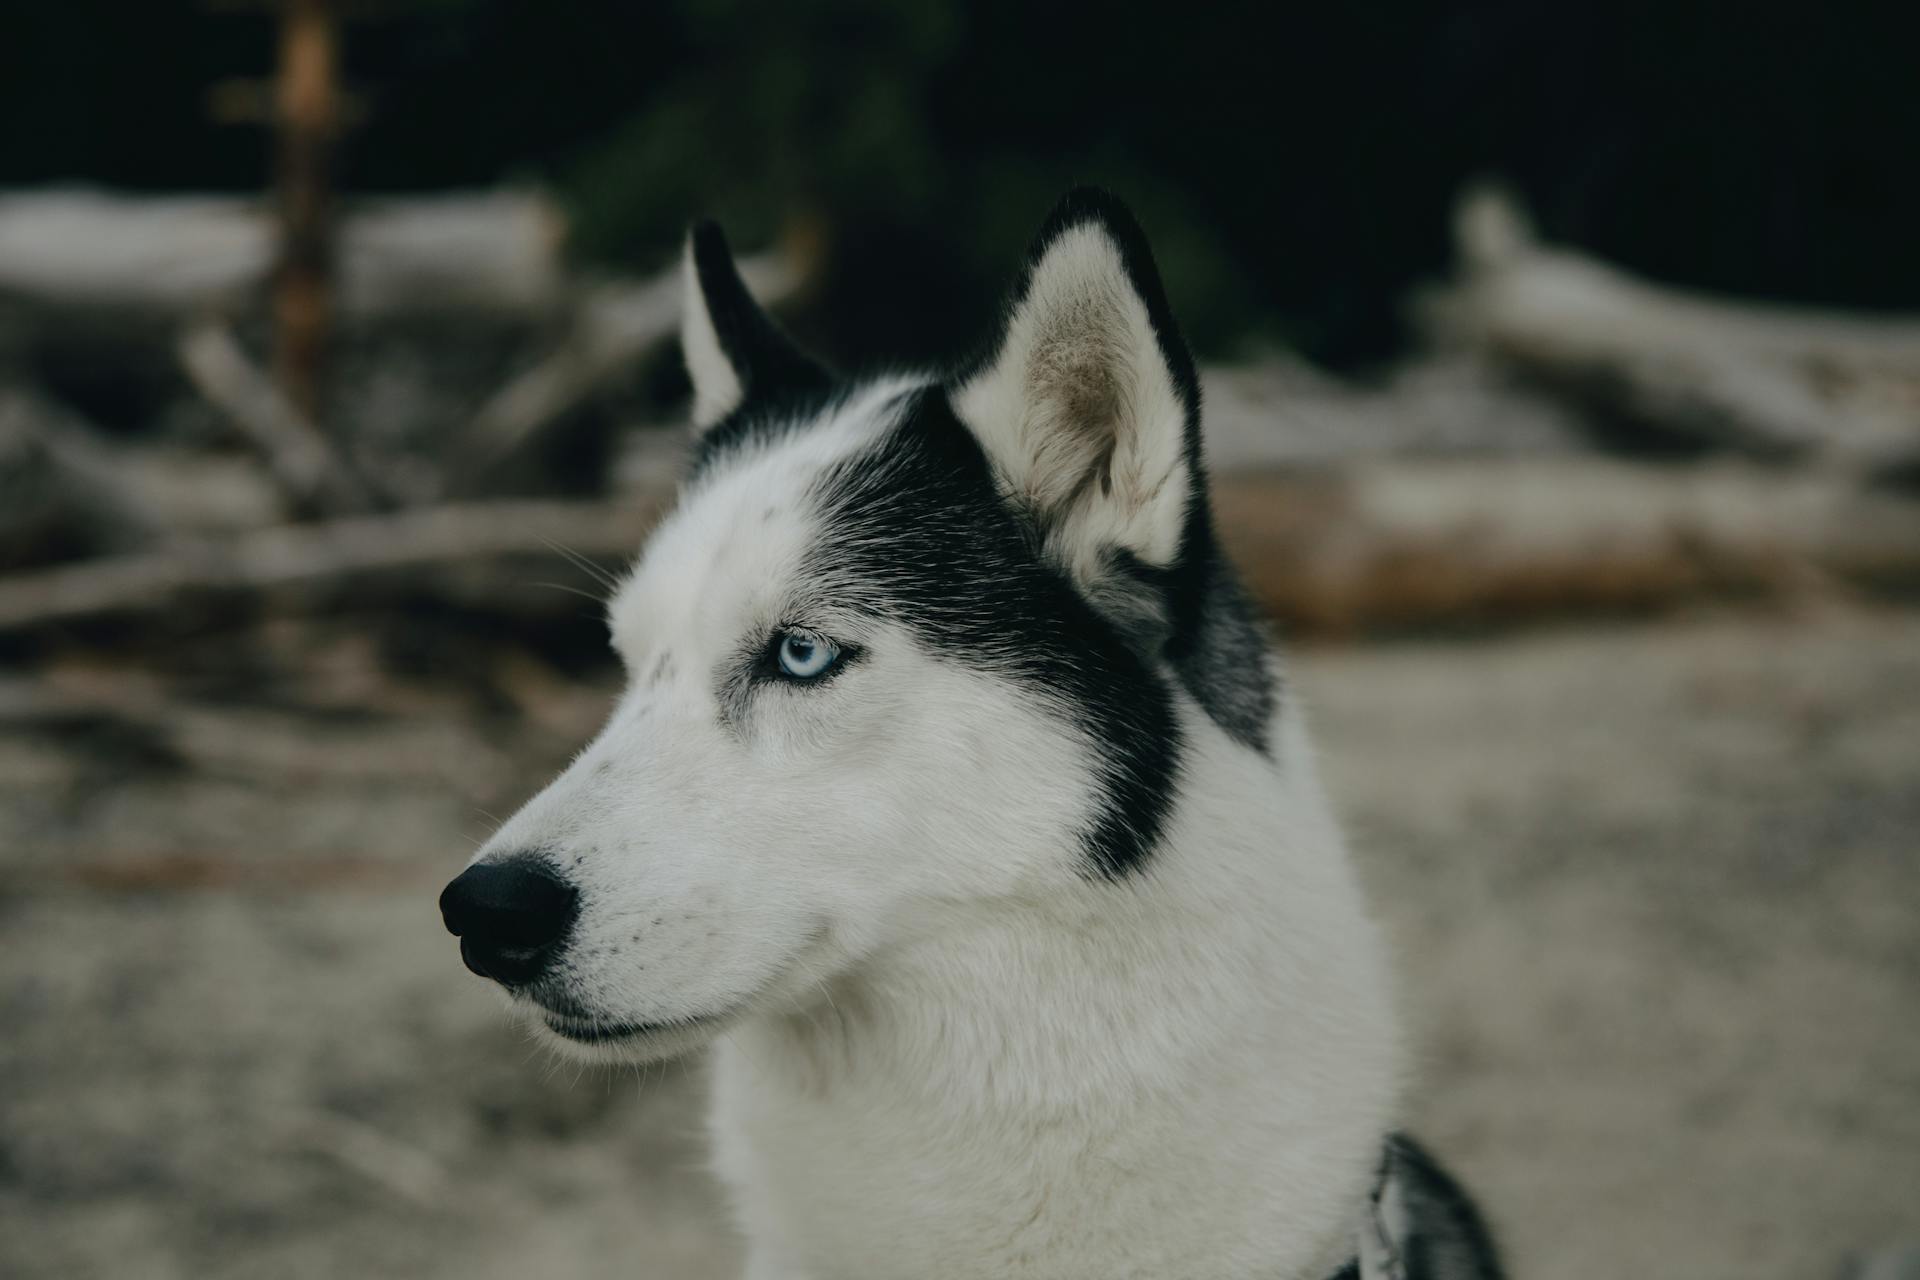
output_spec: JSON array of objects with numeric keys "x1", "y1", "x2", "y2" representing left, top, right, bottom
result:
[{"x1": 6, "y1": 0, "x2": 1917, "y2": 366}]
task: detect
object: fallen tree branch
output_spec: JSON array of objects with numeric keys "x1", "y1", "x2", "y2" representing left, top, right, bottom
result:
[
  {"x1": 452, "y1": 251, "x2": 799, "y2": 488},
  {"x1": 1216, "y1": 458, "x2": 1920, "y2": 634},
  {"x1": 0, "y1": 498, "x2": 663, "y2": 631},
  {"x1": 177, "y1": 320, "x2": 376, "y2": 514},
  {"x1": 0, "y1": 388, "x2": 166, "y2": 553},
  {"x1": 1418, "y1": 184, "x2": 1920, "y2": 469}
]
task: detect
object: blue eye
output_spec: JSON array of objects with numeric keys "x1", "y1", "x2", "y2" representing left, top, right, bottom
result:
[{"x1": 775, "y1": 630, "x2": 840, "y2": 680}]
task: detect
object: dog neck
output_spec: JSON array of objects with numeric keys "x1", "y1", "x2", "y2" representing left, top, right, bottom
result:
[{"x1": 710, "y1": 708, "x2": 1404, "y2": 1280}]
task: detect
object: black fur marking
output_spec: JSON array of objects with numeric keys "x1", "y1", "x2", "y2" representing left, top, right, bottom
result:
[
  {"x1": 1385, "y1": 1133, "x2": 1508, "y2": 1280},
  {"x1": 1105, "y1": 547, "x2": 1275, "y2": 754},
  {"x1": 810, "y1": 390, "x2": 1182, "y2": 879},
  {"x1": 1171, "y1": 556, "x2": 1276, "y2": 752},
  {"x1": 957, "y1": 188, "x2": 1275, "y2": 753}
]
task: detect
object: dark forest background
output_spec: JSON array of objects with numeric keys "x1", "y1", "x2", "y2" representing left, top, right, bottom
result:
[{"x1": 5, "y1": 0, "x2": 1917, "y2": 370}]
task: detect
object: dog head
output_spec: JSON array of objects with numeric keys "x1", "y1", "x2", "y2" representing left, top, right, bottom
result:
[{"x1": 439, "y1": 190, "x2": 1275, "y2": 1060}]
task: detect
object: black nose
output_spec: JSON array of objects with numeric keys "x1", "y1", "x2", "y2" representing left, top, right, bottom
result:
[{"x1": 439, "y1": 858, "x2": 579, "y2": 988}]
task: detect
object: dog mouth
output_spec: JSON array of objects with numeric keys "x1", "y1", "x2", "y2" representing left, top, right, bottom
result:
[
  {"x1": 537, "y1": 1008, "x2": 727, "y2": 1044},
  {"x1": 527, "y1": 927, "x2": 832, "y2": 1051}
]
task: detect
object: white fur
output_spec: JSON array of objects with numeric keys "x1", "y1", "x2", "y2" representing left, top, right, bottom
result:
[
  {"x1": 712, "y1": 703, "x2": 1401, "y2": 1280},
  {"x1": 465, "y1": 232, "x2": 1404, "y2": 1280}
]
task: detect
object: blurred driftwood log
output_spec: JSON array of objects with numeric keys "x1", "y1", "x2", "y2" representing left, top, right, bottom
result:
[
  {"x1": 0, "y1": 499, "x2": 663, "y2": 632},
  {"x1": 1, "y1": 388, "x2": 168, "y2": 559},
  {"x1": 1, "y1": 461, "x2": 1915, "y2": 637},
  {"x1": 0, "y1": 189, "x2": 567, "y2": 321},
  {"x1": 0, "y1": 182, "x2": 1916, "y2": 648},
  {"x1": 1217, "y1": 460, "x2": 1920, "y2": 634},
  {"x1": 1420, "y1": 185, "x2": 1920, "y2": 470},
  {"x1": 177, "y1": 321, "x2": 377, "y2": 512},
  {"x1": 0, "y1": 189, "x2": 800, "y2": 508}
]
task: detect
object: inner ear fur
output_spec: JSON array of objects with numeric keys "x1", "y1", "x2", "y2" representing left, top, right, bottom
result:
[{"x1": 952, "y1": 189, "x2": 1207, "y2": 588}]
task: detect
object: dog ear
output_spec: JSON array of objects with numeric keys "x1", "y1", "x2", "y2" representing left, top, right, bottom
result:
[
  {"x1": 952, "y1": 190, "x2": 1205, "y2": 595},
  {"x1": 680, "y1": 222, "x2": 828, "y2": 431}
]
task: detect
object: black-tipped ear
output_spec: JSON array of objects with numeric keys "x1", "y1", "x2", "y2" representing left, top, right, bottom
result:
[
  {"x1": 951, "y1": 188, "x2": 1207, "y2": 591},
  {"x1": 681, "y1": 222, "x2": 829, "y2": 430}
]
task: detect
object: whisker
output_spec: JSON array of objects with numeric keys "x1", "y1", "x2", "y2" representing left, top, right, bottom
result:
[
  {"x1": 538, "y1": 536, "x2": 624, "y2": 593},
  {"x1": 530, "y1": 580, "x2": 609, "y2": 606}
]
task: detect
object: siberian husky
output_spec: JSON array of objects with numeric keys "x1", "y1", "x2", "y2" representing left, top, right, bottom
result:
[{"x1": 440, "y1": 190, "x2": 1504, "y2": 1280}]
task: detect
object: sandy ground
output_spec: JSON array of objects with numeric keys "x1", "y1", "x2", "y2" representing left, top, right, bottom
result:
[{"x1": 2, "y1": 604, "x2": 1917, "y2": 1279}]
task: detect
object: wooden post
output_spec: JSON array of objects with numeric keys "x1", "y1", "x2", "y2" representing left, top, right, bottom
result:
[{"x1": 272, "y1": 0, "x2": 339, "y2": 424}]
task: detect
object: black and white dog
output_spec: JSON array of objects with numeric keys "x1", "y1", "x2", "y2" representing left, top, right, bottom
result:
[{"x1": 441, "y1": 190, "x2": 1504, "y2": 1280}]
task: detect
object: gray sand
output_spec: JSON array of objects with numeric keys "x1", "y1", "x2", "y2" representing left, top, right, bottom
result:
[{"x1": 3, "y1": 606, "x2": 1916, "y2": 1278}]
